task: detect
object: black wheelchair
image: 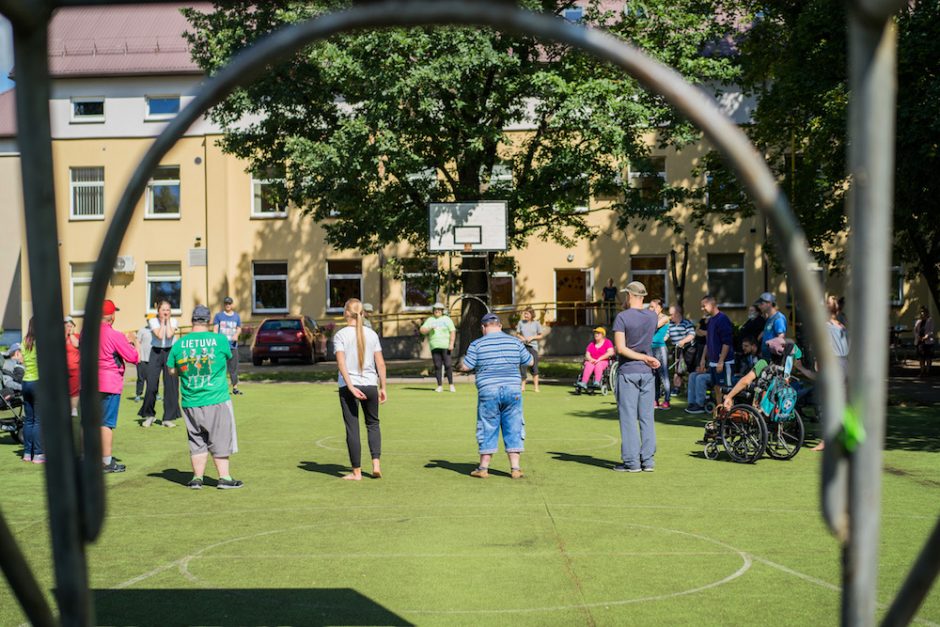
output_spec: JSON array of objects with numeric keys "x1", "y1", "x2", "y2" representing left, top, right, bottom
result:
[{"x1": 0, "y1": 387, "x2": 25, "y2": 444}]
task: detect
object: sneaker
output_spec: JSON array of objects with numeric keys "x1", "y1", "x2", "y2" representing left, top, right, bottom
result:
[
  {"x1": 435, "y1": 386, "x2": 443, "y2": 393},
  {"x1": 103, "y1": 460, "x2": 126, "y2": 473},
  {"x1": 232, "y1": 388, "x2": 244, "y2": 396},
  {"x1": 654, "y1": 401, "x2": 663, "y2": 409},
  {"x1": 217, "y1": 478, "x2": 244, "y2": 490},
  {"x1": 613, "y1": 464, "x2": 641, "y2": 473},
  {"x1": 469, "y1": 467, "x2": 489, "y2": 478},
  {"x1": 642, "y1": 466, "x2": 655, "y2": 472},
  {"x1": 32, "y1": 454, "x2": 46, "y2": 464},
  {"x1": 162, "y1": 421, "x2": 177, "y2": 428},
  {"x1": 510, "y1": 468, "x2": 524, "y2": 479},
  {"x1": 187, "y1": 477, "x2": 204, "y2": 490},
  {"x1": 134, "y1": 395, "x2": 142, "y2": 402},
  {"x1": 685, "y1": 405, "x2": 706, "y2": 415},
  {"x1": 22, "y1": 455, "x2": 31, "y2": 463},
  {"x1": 140, "y1": 417, "x2": 154, "y2": 428},
  {"x1": 449, "y1": 385, "x2": 456, "y2": 393},
  {"x1": 661, "y1": 402, "x2": 671, "y2": 410},
  {"x1": 157, "y1": 395, "x2": 163, "y2": 401}
]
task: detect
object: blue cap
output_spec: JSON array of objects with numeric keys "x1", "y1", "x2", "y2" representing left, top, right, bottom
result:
[{"x1": 481, "y1": 313, "x2": 500, "y2": 325}]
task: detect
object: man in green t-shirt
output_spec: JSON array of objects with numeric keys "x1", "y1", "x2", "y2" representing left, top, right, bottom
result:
[
  {"x1": 420, "y1": 302, "x2": 457, "y2": 392},
  {"x1": 167, "y1": 305, "x2": 243, "y2": 490}
]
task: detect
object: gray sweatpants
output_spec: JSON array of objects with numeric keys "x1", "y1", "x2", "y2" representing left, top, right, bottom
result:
[{"x1": 616, "y1": 371, "x2": 656, "y2": 469}]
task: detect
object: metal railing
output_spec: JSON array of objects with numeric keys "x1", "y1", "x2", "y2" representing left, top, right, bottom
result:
[{"x1": 0, "y1": 1, "x2": 934, "y2": 625}]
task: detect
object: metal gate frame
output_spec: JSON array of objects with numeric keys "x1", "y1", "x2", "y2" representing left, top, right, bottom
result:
[{"x1": 0, "y1": 1, "x2": 935, "y2": 625}]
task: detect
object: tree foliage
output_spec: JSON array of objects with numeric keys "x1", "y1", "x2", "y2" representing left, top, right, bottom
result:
[
  {"x1": 183, "y1": 1, "x2": 739, "y2": 256},
  {"x1": 699, "y1": 0, "x2": 940, "y2": 309}
]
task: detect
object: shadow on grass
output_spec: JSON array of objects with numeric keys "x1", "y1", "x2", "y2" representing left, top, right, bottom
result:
[
  {"x1": 93, "y1": 588, "x2": 412, "y2": 626},
  {"x1": 147, "y1": 468, "x2": 202, "y2": 486},
  {"x1": 546, "y1": 451, "x2": 616, "y2": 470},
  {"x1": 298, "y1": 461, "x2": 348, "y2": 477},
  {"x1": 424, "y1": 459, "x2": 510, "y2": 477},
  {"x1": 400, "y1": 387, "x2": 439, "y2": 392}
]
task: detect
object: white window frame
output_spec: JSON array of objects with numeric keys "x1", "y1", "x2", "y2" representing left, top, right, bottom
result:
[
  {"x1": 250, "y1": 177, "x2": 288, "y2": 218},
  {"x1": 70, "y1": 97, "x2": 105, "y2": 123},
  {"x1": 490, "y1": 272, "x2": 516, "y2": 310},
  {"x1": 706, "y1": 253, "x2": 746, "y2": 308},
  {"x1": 145, "y1": 262, "x2": 182, "y2": 315},
  {"x1": 69, "y1": 166, "x2": 105, "y2": 221},
  {"x1": 628, "y1": 157, "x2": 668, "y2": 208},
  {"x1": 630, "y1": 255, "x2": 670, "y2": 306},
  {"x1": 145, "y1": 166, "x2": 181, "y2": 219},
  {"x1": 145, "y1": 95, "x2": 181, "y2": 121},
  {"x1": 402, "y1": 260, "x2": 438, "y2": 312},
  {"x1": 326, "y1": 260, "x2": 363, "y2": 313},
  {"x1": 562, "y1": 6, "x2": 584, "y2": 22},
  {"x1": 69, "y1": 263, "x2": 94, "y2": 316},
  {"x1": 252, "y1": 261, "x2": 290, "y2": 314},
  {"x1": 890, "y1": 264, "x2": 904, "y2": 307}
]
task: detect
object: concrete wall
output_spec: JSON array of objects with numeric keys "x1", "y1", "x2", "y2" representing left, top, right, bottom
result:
[{"x1": 0, "y1": 152, "x2": 22, "y2": 335}]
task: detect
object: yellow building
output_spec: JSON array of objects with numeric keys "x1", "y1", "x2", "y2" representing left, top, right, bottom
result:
[{"x1": 1, "y1": 3, "x2": 934, "y2": 350}]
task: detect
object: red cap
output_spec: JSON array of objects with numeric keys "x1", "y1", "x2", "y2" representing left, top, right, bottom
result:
[{"x1": 102, "y1": 300, "x2": 120, "y2": 315}]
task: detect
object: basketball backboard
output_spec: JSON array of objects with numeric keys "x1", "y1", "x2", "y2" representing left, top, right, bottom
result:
[{"x1": 428, "y1": 201, "x2": 508, "y2": 252}]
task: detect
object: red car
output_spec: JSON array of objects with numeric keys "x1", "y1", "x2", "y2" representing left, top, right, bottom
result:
[{"x1": 251, "y1": 316, "x2": 323, "y2": 365}]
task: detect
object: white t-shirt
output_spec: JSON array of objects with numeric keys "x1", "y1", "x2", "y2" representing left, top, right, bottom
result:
[
  {"x1": 149, "y1": 316, "x2": 179, "y2": 348},
  {"x1": 333, "y1": 325, "x2": 382, "y2": 387}
]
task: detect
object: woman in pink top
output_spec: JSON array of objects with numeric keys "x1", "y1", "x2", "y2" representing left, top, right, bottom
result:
[{"x1": 577, "y1": 327, "x2": 614, "y2": 389}]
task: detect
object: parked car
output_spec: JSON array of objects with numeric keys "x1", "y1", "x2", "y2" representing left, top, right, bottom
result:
[{"x1": 251, "y1": 316, "x2": 323, "y2": 366}]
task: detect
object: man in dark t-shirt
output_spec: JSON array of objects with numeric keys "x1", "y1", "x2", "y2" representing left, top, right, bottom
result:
[{"x1": 611, "y1": 281, "x2": 660, "y2": 473}]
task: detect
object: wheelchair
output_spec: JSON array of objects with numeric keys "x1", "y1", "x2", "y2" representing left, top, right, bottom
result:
[
  {"x1": 702, "y1": 366, "x2": 805, "y2": 463},
  {"x1": 574, "y1": 360, "x2": 615, "y2": 396},
  {"x1": 0, "y1": 387, "x2": 25, "y2": 444}
]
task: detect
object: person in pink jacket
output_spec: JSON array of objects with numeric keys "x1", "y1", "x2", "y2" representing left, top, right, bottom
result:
[{"x1": 97, "y1": 299, "x2": 139, "y2": 473}]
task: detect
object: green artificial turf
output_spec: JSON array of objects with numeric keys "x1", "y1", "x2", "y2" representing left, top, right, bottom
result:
[{"x1": 1, "y1": 382, "x2": 938, "y2": 626}]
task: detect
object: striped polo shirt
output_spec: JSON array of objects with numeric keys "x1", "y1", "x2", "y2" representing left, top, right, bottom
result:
[
  {"x1": 463, "y1": 332, "x2": 533, "y2": 391},
  {"x1": 667, "y1": 319, "x2": 695, "y2": 345}
]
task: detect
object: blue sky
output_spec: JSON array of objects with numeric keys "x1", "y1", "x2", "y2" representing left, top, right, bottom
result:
[{"x1": 0, "y1": 16, "x2": 13, "y2": 93}]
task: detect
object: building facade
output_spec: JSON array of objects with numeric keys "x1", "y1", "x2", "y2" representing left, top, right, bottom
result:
[{"x1": 1, "y1": 3, "x2": 934, "y2": 349}]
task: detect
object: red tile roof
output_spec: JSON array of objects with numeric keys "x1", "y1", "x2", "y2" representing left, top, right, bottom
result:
[
  {"x1": 0, "y1": 89, "x2": 15, "y2": 139},
  {"x1": 47, "y1": 3, "x2": 212, "y2": 77}
]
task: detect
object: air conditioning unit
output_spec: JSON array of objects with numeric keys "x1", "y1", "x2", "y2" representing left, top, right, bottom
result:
[{"x1": 114, "y1": 255, "x2": 136, "y2": 273}]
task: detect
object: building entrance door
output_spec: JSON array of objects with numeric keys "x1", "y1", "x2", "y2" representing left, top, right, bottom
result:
[{"x1": 555, "y1": 269, "x2": 592, "y2": 326}]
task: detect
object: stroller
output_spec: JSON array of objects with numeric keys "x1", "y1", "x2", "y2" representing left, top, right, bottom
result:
[{"x1": 0, "y1": 386, "x2": 24, "y2": 444}]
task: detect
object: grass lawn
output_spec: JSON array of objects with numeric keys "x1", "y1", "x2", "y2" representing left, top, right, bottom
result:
[{"x1": 1, "y1": 381, "x2": 938, "y2": 626}]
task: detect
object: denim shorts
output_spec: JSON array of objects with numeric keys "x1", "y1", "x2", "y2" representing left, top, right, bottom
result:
[
  {"x1": 101, "y1": 392, "x2": 121, "y2": 429},
  {"x1": 476, "y1": 385, "x2": 525, "y2": 454}
]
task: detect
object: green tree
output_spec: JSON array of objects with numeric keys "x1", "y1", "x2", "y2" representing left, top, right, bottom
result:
[
  {"x1": 184, "y1": 1, "x2": 738, "y2": 349},
  {"x1": 698, "y1": 0, "x2": 940, "y2": 311}
]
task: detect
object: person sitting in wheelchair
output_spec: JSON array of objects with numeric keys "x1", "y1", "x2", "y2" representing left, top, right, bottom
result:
[
  {"x1": 1, "y1": 343, "x2": 25, "y2": 393},
  {"x1": 721, "y1": 336, "x2": 814, "y2": 412},
  {"x1": 575, "y1": 327, "x2": 614, "y2": 391}
]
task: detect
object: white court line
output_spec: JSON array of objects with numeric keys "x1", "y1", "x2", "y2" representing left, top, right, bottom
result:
[
  {"x1": 192, "y1": 550, "x2": 730, "y2": 559},
  {"x1": 748, "y1": 554, "x2": 940, "y2": 627},
  {"x1": 313, "y1": 433, "x2": 618, "y2": 453}
]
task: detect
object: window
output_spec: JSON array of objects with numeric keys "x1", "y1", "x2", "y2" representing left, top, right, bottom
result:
[
  {"x1": 562, "y1": 7, "x2": 584, "y2": 22},
  {"x1": 253, "y1": 261, "x2": 289, "y2": 313},
  {"x1": 487, "y1": 162, "x2": 514, "y2": 190},
  {"x1": 251, "y1": 177, "x2": 287, "y2": 218},
  {"x1": 69, "y1": 167, "x2": 104, "y2": 220},
  {"x1": 146, "y1": 262, "x2": 182, "y2": 312},
  {"x1": 327, "y1": 259, "x2": 362, "y2": 312},
  {"x1": 146, "y1": 95, "x2": 180, "y2": 120},
  {"x1": 69, "y1": 263, "x2": 94, "y2": 315},
  {"x1": 629, "y1": 156, "x2": 666, "y2": 204},
  {"x1": 890, "y1": 265, "x2": 904, "y2": 307},
  {"x1": 707, "y1": 253, "x2": 745, "y2": 307},
  {"x1": 70, "y1": 97, "x2": 104, "y2": 123},
  {"x1": 402, "y1": 258, "x2": 438, "y2": 310},
  {"x1": 146, "y1": 166, "x2": 181, "y2": 218},
  {"x1": 631, "y1": 256, "x2": 669, "y2": 305}
]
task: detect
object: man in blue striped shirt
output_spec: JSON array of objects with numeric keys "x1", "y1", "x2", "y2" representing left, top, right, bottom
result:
[{"x1": 460, "y1": 313, "x2": 533, "y2": 479}]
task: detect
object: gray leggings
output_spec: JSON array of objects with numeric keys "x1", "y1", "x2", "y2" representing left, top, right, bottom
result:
[
  {"x1": 338, "y1": 386, "x2": 381, "y2": 468},
  {"x1": 431, "y1": 348, "x2": 453, "y2": 385}
]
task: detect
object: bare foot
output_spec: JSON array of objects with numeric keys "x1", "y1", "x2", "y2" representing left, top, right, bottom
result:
[
  {"x1": 372, "y1": 462, "x2": 382, "y2": 478},
  {"x1": 342, "y1": 472, "x2": 362, "y2": 481},
  {"x1": 811, "y1": 442, "x2": 825, "y2": 452}
]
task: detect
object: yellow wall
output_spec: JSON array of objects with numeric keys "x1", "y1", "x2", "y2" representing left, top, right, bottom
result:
[{"x1": 0, "y1": 154, "x2": 23, "y2": 331}]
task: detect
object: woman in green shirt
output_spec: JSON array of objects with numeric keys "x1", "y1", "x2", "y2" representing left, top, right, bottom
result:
[
  {"x1": 420, "y1": 303, "x2": 456, "y2": 392},
  {"x1": 21, "y1": 317, "x2": 43, "y2": 463}
]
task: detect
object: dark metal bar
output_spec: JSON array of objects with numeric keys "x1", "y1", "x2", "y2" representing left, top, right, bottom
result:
[
  {"x1": 882, "y1": 517, "x2": 940, "y2": 627},
  {"x1": 11, "y1": 14, "x2": 93, "y2": 627},
  {"x1": 0, "y1": 510, "x2": 57, "y2": 627},
  {"x1": 843, "y1": 5, "x2": 898, "y2": 626}
]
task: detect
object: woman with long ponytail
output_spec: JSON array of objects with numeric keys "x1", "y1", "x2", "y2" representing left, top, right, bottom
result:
[
  {"x1": 21, "y1": 317, "x2": 43, "y2": 463},
  {"x1": 334, "y1": 298, "x2": 387, "y2": 480}
]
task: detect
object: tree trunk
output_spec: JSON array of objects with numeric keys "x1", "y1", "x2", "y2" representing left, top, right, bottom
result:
[
  {"x1": 905, "y1": 227, "x2": 940, "y2": 313},
  {"x1": 456, "y1": 254, "x2": 489, "y2": 358},
  {"x1": 670, "y1": 240, "x2": 690, "y2": 311}
]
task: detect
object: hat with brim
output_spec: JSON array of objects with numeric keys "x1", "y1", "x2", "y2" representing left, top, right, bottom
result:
[
  {"x1": 432, "y1": 302, "x2": 445, "y2": 311},
  {"x1": 192, "y1": 305, "x2": 212, "y2": 323},
  {"x1": 481, "y1": 313, "x2": 500, "y2": 325},
  {"x1": 621, "y1": 281, "x2": 648, "y2": 297},
  {"x1": 4, "y1": 342, "x2": 21, "y2": 357},
  {"x1": 756, "y1": 292, "x2": 776, "y2": 305},
  {"x1": 593, "y1": 327, "x2": 606, "y2": 336},
  {"x1": 102, "y1": 300, "x2": 119, "y2": 315}
]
